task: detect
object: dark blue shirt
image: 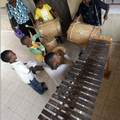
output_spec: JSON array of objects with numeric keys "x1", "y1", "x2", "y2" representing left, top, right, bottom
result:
[{"x1": 76, "y1": 0, "x2": 107, "y2": 26}]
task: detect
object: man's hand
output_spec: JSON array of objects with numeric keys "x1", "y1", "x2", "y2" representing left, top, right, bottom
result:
[
  {"x1": 35, "y1": 42, "x2": 42, "y2": 45},
  {"x1": 58, "y1": 49, "x2": 65, "y2": 57},
  {"x1": 42, "y1": 35, "x2": 48, "y2": 40},
  {"x1": 33, "y1": 24, "x2": 36, "y2": 29},
  {"x1": 103, "y1": 14, "x2": 108, "y2": 20},
  {"x1": 12, "y1": 27, "x2": 17, "y2": 32},
  {"x1": 29, "y1": 66, "x2": 33, "y2": 71},
  {"x1": 42, "y1": 51, "x2": 45, "y2": 57}
]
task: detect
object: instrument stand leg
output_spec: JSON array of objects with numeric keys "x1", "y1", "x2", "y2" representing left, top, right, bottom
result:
[{"x1": 104, "y1": 52, "x2": 111, "y2": 79}]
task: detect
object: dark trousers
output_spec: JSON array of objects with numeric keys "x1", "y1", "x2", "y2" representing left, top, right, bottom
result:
[
  {"x1": 28, "y1": 78, "x2": 45, "y2": 95},
  {"x1": 55, "y1": 36, "x2": 63, "y2": 44},
  {"x1": 19, "y1": 19, "x2": 40, "y2": 42}
]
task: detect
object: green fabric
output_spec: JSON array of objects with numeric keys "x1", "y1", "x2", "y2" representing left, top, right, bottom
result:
[
  {"x1": 28, "y1": 47, "x2": 42, "y2": 55},
  {"x1": 31, "y1": 33, "x2": 42, "y2": 42}
]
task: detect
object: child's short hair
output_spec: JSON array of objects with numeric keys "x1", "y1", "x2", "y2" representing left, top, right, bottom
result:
[
  {"x1": 44, "y1": 52, "x2": 55, "y2": 67},
  {"x1": 1, "y1": 50, "x2": 11, "y2": 62},
  {"x1": 34, "y1": 0, "x2": 42, "y2": 4},
  {"x1": 21, "y1": 36, "x2": 29, "y2": 45}
]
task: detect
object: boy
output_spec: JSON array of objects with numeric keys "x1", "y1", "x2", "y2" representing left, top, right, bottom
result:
[
  {"x1": 21, "y1": 33, "x2": 47, "y2": 62},
  {"x1": 33, "y1": 0, "x2": 63, "y2": 44},
  {"x1": 43, "y1": 49, "x2": 74, "y2": 86},
  {"x1": 1, "y1": 50, "x2": 48, "y2": 95}
]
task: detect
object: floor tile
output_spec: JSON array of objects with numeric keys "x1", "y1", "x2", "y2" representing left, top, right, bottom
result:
[
  {"x1": 1, "y1": 73, "x2": 7, "y2": 81},
  {"x1": 38, "y1": 71, "x2": 50, "y2": 79},
  {"x1": 7, "y1": 78, "x2": 21, "y2": 93},
  {"x1": 35, "y1": 75, "x2": 48, "y2": 83},
  {"x1": 1, "y1": 76, "x2": 14, "y2": 89},
  {"x1": 24, "y1": 88, "x2": 38, "y2": 104},
  {"x1": 15, "y1": 82, "x2": 30, "y2": 98},
  {"x1": 25, "y1": 105, "x2": 42, "y2": 120},
  {"x1": 1, "y1": 89, "x2": 13, "y2": 105},
  {"x1": 93, "y1": 97, "x2": 106, "y2": 116},
  {"x1": 112, "y1": 70, "x2": 120, "y2": 85},
  {"x1": 109, "y1": 56, "x2": 119, "y2": 70},
  {"x1": 1, "y1": 103, "x2": 5, "y2": 112},
  {"x1": 110, "y1": 46, "x2": 120, "y2": 57},
  {"x1": 10, "y1": 113, "x2": 24, "y2": 120},
  {"x1": 99, "y1": 118, "x2": 106, "y2": 120},
  {"x1": 91, "y1": 114, "x2": 100, "y2": 120},
  {"x1": 7, "y1": 69, "x2": 18, "y2": 78},
  {"x1": 45, "y1": 79, "x2": 56, "y2": 96},
  {"x1": 1, "y1": 106, "x2": 14, "y2": 120},
  {"x1": 16, "y1": 99, "x2": 32, "y2": 118},
  {"x1": 34, "y1": 94, "x2": 51, "y2": 109},
  {"x1": 102, "y1": 69, "x2": 116, "y2": 83},
  {"x1": 6, "y1": 94, "x2": 22, "y2": 112},
  {"x1": 1, "y1": 86, "x2": 6, "y2": 96},
  {"x1": 2, "y1": 65, "x2": 12, "y2": 75},
  {"x1": 67, "y1": 48, "x2": 78, "y2": 59},
  {"x1": 117, "y1": 59, "x2": 120, "y2": 70},
  {"x1": 107, "y1": 84, "x2": 120, "y2": 104},
  {"x1": 98, "y1": 81, "x2": 111, "y2": 99},
  {"x1": 101, "y1": 100, "x2": 120, "y2": 120}
]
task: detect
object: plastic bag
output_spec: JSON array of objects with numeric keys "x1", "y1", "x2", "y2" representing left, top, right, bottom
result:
[
  {"x1": 25, "y1": 61, "x2": 37, "y2": 69},
  {"x1": 14, "y1": 28, "x2": 24, "y2": 39}
]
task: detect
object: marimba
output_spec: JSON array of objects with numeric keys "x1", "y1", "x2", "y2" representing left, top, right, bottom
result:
[{"x1": 38, "y1": 36, "x2": 112, "y2": 120}]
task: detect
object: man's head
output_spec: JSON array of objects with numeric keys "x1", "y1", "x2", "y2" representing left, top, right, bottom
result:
[
  {"x1": 82, "y1": 0, "x2": 91, "y2": 5},
  {"x1": 1, "y1": 50, "x2": 17, "y2": 63},
  {"x1": 21, "y1": 35, "x2": 32, "y2": 47},
  {"x1": 34, "y1": 0, "x2": 43, "y2": 9},
  {"x1": 44, "y1": 52, "x2": 61, "y2": 70}
]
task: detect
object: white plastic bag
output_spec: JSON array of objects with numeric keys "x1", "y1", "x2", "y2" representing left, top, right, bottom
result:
[{"x1": 25, "y1": 61, "x2": 37, "y2": 68}]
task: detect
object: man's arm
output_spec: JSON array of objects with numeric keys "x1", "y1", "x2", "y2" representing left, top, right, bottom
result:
[
  {"x1": 97, "y1": 0, "x2": 110, "y2": 20},
  {"x1": 104, "y1": 4, "x2": 110, "y2": 20},
  {"x1": 50, "y1": 9, "x2": 58, "y2": 17},
  {"x1": 9, "y1": 19, "x2": 17, "y2": 32},
  {"x1": 33, "y1": 19, "x2": 39, "y2": 29},
  {"x1": 58, "y1": 49, "x2": 74, "y2": 63},
  {"x1": 28, "y1": 12, "x2": 35, "y2": 24}
]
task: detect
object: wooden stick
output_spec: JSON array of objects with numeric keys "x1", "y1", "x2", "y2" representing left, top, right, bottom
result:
[
  {"x1": 51, "y1": 10, "x2": 62, "y2": 22},
  {"x1": 25, "y1": 25, "x2": 34, "y2": 29}
]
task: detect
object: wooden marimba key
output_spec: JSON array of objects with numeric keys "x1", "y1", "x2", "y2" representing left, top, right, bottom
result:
[{"x1": 38, "y1": 37, "x2": 112, "y2": 120}]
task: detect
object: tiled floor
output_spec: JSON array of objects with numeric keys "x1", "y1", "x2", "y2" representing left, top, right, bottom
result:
[{"x1": 1, "y1": 31, "x2": 120, "y2": 120}]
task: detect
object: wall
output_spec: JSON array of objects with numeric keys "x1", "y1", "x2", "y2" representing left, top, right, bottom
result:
[{"x1": 101, "y1": 14, "x2": 120, "y2": 42}]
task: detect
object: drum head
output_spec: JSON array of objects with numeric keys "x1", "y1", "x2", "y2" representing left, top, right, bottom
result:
[
  {"x1": 44, "y1": 35, "x2": 55, "y2": 44},
  {"x1": 52, "y1": 46, "x2": 65, "y2": 54},
  {"x1": 52, "y1": 46, "x2": 68, "y2": 64}
]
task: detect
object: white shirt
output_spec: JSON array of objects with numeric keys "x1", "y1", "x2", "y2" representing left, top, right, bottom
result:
[
  {"x1": 11, "y1": 60, "x2": 34, "y2": 84},
  {"x1": 43, "y1": 54, "x2": 74, "y2": 86}
]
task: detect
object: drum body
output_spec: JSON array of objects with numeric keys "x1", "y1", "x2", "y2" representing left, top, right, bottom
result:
[
  {"x1": 67, "y1": 22, "x2": 101, "y2": 47},
  {"x1": 52, "y1": 46, "x2": 68, "y2": 64},
  {"x1": 39, "y1": 18, "x2": 62, "y2": 37},
  {"x1": 43, "y1": 35, "x2": 58, "y2": 52}
]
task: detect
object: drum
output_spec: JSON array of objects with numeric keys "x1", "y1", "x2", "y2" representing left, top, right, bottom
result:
[
  {"x1": 52, "y1": 46, "x2": 68, "y2": 64},
  {"x1": 67, "y1": 22, "x2": 101, "y2": 47},
  {"x1": 43, "y1": 35, "x2": 58, "y2": 52},
  {"x1": 39, "y1": 18, "x2": 62, "y2": 37}
]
